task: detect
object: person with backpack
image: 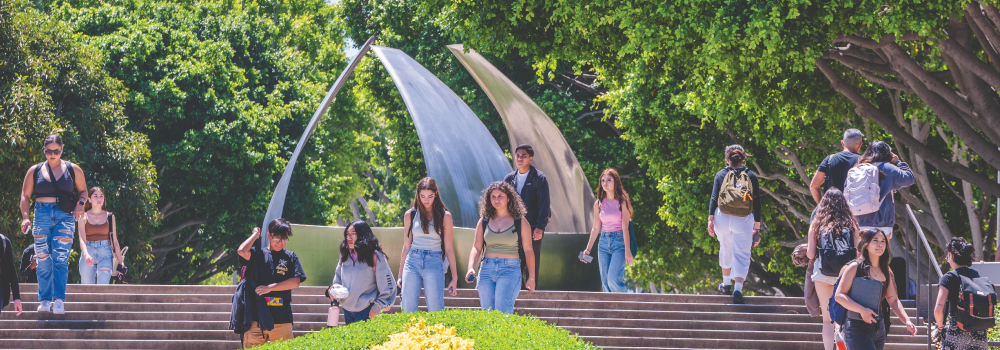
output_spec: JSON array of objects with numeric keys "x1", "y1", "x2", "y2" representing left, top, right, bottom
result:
[
  {"x1": 933, "y1": 237, "x2": 993, "y2": 350},
  {"x1": 19, "y1": 135, "x2": 89, "y2": 315},
  {"x1": 465, "y1": 181, "x2": 536, "y2": 314},
  {"x1": 396, "y1": 177, "x2": 459, "y2": 313},
  {"x1": 327, "y1": 220, "x2": 397, "y2": 325},
  {"x1": 77, "y1": 187, "x2": 124, "y2": 284},
  {"x1": 809, "y1": 129, "x2": 864, "y2": 203},
  {"x1": 580, "y1": 168, "x2": 634, "y2": 293},
  {"x1": 707, "y1": 145, "x2": 761, "y2": 304},
  {"x1": 834, "y1": 228, "x2": 917, "y2": 350},
  {"x1": 843, "y1": 141, "x2": 913, "y2": 239},
  {"x1": 806, "y1": 189, "x2": 860, "y2": 350}
]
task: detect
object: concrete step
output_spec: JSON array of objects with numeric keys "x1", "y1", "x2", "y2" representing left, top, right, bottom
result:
[
  {"x1": 9, "y1": 283, "x2": 928, "y2": 349},
  {"x1": 0, "y1": 339, "x2": 240, "y2": 350},
  {"x1": 22, "y1": 284, "x2": 917, "y2": 307}
]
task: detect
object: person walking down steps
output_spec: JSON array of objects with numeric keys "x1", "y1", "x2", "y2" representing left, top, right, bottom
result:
[{"x1": 707, "y1": 145, "x2": 761, "y2": 304}]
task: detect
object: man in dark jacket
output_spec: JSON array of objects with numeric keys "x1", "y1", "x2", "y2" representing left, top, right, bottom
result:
[
  {"x1": 1, "y1": 234, "x2": 23, "y2": 315},
  {"x1": 20, "y1": 244, "x2": 37, "y2": 283},
  {"x1": 503, "y1": 144, "x2": 550, "y2": 288}
]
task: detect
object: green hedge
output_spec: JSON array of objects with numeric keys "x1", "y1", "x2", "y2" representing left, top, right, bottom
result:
[{"x1": 261, "y1": 309, "x2": 599, "y2": 350}]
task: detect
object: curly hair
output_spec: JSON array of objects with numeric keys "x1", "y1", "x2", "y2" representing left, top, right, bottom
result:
[
  {"x1": 809, "y1": 189, "x2": 859, "y2": 241},
  {"x1": 479, "y1": 181, "x2": 526, "y2": 220}
]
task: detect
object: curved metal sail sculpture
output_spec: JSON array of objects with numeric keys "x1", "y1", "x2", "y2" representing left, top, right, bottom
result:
[
  {"x1": 371, "y1": 46, "x2": 512, "y2": 227},
  {"x1": 448, "y1": 44, "x2": 595, "y2": 233}
]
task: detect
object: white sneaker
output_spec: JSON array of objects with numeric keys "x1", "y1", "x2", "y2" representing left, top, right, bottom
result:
[
  {"x1": 52, "y1": 299, "x2": 65, "y2": 315},
  {"x1": 37, "y1": 300, "x2": 51, "y2": 313}
]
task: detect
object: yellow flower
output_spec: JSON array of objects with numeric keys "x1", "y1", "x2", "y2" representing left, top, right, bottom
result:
[{"x1": 371, "y1": 317, "x2": 474, "y2": 350}]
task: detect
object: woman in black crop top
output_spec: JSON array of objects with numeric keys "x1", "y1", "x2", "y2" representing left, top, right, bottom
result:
[{"x1": 18, "y1": 135, "x2": 88, "y2": 315}]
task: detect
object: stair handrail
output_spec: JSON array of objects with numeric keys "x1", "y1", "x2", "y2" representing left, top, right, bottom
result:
[{"x1": 905, "y1": 204, "x2": 942, "y2": 278}]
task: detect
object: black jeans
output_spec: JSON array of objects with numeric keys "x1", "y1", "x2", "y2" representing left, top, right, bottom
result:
[
  {"x1": 844, "y1": 317, "x2": 886, "y2": 350},
  {"x1": 342, "y1": 304, "x2": 373, "y2": 325}
]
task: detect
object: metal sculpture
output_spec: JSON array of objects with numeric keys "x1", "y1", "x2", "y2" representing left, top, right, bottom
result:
[
  {"x1": 371, "y1": 46, "x2": 512, "y2": 227},
  {"x1": 447, "y1": 44, "x2": 595, "y2": 233}
]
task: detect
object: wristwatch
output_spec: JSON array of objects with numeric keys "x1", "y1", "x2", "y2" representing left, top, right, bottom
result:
[{"x1": 78, "y1": 199, "x2": 86, "y2": 206}]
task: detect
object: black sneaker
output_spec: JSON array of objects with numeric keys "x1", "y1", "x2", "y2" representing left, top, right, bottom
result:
[
  {"x1": 732, "y1": 290, "x2": 745, "y2": 304},
  {"x1": 718, "y1": 283, "x2": 733, "y2": 296}
]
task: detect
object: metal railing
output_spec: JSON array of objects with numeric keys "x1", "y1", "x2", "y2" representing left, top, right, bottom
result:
[{"x1": 904, "y1": 204, "x2": 940, "y2": 350}]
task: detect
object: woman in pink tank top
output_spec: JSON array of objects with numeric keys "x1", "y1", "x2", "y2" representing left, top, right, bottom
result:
[{"x1": 580, "y1": 168, "x2": 633, "y2": 293}]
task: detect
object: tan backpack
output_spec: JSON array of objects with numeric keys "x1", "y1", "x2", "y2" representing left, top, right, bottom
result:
[{"x1": 718, "y1": 169, "x2": 754, "y2": 217}]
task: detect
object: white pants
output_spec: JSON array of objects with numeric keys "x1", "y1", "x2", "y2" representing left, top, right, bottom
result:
[{"x1": 715, "y1": 209, "x2": 754, "y2": 280}]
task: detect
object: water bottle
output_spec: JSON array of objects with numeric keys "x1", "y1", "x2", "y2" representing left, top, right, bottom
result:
[{"x1": 327, "y1": 302, "x2": 340, "y2": 327}]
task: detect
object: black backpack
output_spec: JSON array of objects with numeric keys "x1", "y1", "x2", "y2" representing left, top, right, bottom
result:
[
  {"x1": 951, "y1": 271, "x2": 997, "y2": 332},
  {"x1": 818, "y1": 227, "x2": 855, "y2": 277}
]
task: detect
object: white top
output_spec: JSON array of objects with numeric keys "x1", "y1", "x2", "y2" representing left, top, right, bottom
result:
[
  {"x1": 515, "y1": 170, "x2": 529, "y2": 195},
  {"x1": 410, "y1": 210, "x2": 442, "y2": 251}
]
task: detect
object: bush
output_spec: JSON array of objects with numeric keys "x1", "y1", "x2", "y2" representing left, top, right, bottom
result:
[{"x1": 262, "y1": 309, "x2": 599, "y2": 350}]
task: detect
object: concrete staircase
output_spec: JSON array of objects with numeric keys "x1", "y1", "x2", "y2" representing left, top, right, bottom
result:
[{"x1": 1, "y1": 284, "x2": 929, "y2": 349}]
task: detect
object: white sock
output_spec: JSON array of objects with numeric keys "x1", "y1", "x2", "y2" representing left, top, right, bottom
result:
[
  {"x1": 722, "y1": 275, "x2": 732, "y2": 286},
  {"x1": 734, "y1": 282, "x2": 743, "y2": 292}
]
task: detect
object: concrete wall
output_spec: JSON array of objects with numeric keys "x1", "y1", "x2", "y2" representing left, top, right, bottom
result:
[{"x1": 285, "y1": 224, "x2": 602, "y2": 291}]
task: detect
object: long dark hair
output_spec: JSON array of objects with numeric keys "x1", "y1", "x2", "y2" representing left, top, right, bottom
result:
[
  {"x1": 339, "y1": 220, "x2": 384, "y2": 268},
  {"x1": 810, "y1": 189, "x2": 858, "y2": 240},
  {"x1": 854, "y1": 228, "x2": 892, "y2": 301},
  {"x1": 596, "y1": 168, "x2": 633, "y2": 213},
  {"x1": 857, "y1": 141, "x2": 893, "y2": 165},
  {"x1": 84, "y1": 187, "x2": 108, "y2": 212},
  {"x1": 411, "y1": 177, "x2": 447, "y2": 235},
  {"x1": 479, "y1": 181, "x2": 526, "y2": 220}
]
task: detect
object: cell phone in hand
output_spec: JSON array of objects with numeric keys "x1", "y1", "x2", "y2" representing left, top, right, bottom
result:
[
  {"x1": 465, "y1": 271, "x2": 476, "y2": 282},
  {"x1": 578, "y1": 251, "x2": 593, "y2": 263}
]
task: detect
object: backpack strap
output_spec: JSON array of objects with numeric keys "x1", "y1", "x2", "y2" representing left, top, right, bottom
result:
[{"x1": 406, "y1": 209, "x2": 416, "y2": 238}]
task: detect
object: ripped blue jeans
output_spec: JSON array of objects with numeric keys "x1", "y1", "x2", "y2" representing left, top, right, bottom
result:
[{"x1": 33, "y1": 202, "x2": 75, "y2": 302}]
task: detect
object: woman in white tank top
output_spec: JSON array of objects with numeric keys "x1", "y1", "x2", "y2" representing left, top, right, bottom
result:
[{"x1": 396, "y1": 177, "x2": 458, "y2": 313}]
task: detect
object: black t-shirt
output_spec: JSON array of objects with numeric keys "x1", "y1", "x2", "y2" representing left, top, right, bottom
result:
[
  {"x1": 939, "y1": 267, "x2": 980, "y2": 316},
  {"x1": 818, "y1": 151, "x2": 861, "y2": 191},
  {"x1": 241, "y1": 247, "x2": 306, "y2": 324}
]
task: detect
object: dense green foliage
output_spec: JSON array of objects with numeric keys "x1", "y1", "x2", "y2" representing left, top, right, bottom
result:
[
  {"x1": 420, "y1": 0, "x2": 1000, "y2": 292},
  {"x1": 0, "y1": 0, "x2": 158, "y2": 281},
  {"x1": 261, "y1": 309, "x2": 597, "y2": 350}
]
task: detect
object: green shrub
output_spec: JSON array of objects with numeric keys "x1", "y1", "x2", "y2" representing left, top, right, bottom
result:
[{"x1": 262, "y1": 309, "x2": 599, "y2": 350}]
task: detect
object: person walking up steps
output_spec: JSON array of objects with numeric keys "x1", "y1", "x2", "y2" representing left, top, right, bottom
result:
[
  {"x1": 503, "y1": 144, "x2": 549, "y2": 288},
  {"x1": 580, "y1": 168, "x2": 634, "y2": 293},
  {"x1": 809, "y1": 129, "x2": 864, "y2": 203},
  {"x1": 807, "y1": 189, "x2": 861, "y2": 350},
  {"x1": 465, "y1": 181, "x2": 536, "y2": 314},
  {"x1": 844, "y1": 141, "x2": 913, "y2": 239},
  {"x1": 397, "y1": 177, "x2": 458, "y2": 313},
  {"x1": 934, "y1": 237, "x2": 994, "y2": 350},
  {"x1": 19, "y1": 135, "x2": 88, "y2": 315},
  {"x1": 707, "y1": 145, "x2": 761, "y2": 304}
]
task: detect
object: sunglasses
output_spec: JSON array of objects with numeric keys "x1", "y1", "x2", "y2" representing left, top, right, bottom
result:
[{"x1": 44, "y1": 149, "x2": 62, "y2": 156}]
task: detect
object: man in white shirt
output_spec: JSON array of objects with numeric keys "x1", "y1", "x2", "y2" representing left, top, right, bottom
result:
[{"x1": 502, "y1": 145, "x2": 550, "y2": 289}]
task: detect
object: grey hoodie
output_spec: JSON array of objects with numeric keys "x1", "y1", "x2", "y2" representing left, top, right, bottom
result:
[{"x1": 329, "y1": 251, "x2": 397, "y2": 312}]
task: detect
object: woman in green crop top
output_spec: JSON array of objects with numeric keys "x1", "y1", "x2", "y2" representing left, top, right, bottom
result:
[{"x1": 465, "y1": 181, "x2": 535, "y2": 314}]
